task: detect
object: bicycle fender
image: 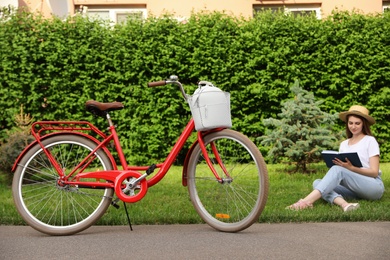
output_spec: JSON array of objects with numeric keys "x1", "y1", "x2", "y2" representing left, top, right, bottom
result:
[{"x1": 11, "y1": 132, "x2": 117, "y2": 172}]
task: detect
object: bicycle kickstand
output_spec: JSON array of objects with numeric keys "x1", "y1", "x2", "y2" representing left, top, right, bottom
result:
[{"x1": 123, "y1": 202, "x2": 133, "y2": 231}]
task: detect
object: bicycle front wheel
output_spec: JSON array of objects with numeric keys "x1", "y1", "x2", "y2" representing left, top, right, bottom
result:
[
  {"x1": 12, "y1": 134, "x2": 114, "y2": 236},
  {"x1": 187, "y1": 129, "x2": 269, "y2": 232}
]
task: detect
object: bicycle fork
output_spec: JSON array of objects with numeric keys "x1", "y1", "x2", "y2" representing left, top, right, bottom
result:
[{"x1": 197, "y1": 131, "x2": 232, "y2": 183}]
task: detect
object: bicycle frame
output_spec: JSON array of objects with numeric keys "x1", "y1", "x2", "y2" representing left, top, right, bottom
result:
[
  {"x1": 12, "y1": 76, "x2": 232, "y2": 203},
  {"x1": 13, "y1": 116, "x2": 228, "y2": 203}
]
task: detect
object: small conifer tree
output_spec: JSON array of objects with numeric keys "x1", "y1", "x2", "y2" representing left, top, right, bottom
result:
[
  {"x1": 0, "y1": 105, "x2": 34, "y2": 184},
  {"x1": 259, "y1": 81, "x2": 339, "y2": 173}
]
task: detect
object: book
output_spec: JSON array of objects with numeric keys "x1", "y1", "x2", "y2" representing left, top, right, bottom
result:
[{"x1": 321, "y1": 150, "x2": 363, "y2": 168}]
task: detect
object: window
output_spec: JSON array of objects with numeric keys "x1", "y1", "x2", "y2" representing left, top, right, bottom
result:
[
  {"x1": 254, "y1": 4, "x2": 322, "y2": 19},
  {"x1": 384, "y1": 2, "x2": 390, "y2": 13},
  {"x1": 81, "y1": 6, "x2": 147, "y2": 24},
  {"x1": 48, "y1": 0, "x2": 71, "y2": 18},
  {"x1": 1, "y1": 0, "x2": 18, "y2": 19}
]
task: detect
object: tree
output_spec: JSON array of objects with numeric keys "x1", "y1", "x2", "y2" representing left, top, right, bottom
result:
[{"x1": 259, "y1": 80, "x2": 340, "y2": 173}]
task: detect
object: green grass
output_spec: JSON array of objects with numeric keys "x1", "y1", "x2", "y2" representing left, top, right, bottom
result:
[{"x1": 1, "y1": 163, "x2": 389, "y2": 225}]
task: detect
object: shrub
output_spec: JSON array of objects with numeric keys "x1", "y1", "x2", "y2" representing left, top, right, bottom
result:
[
  {"x1": 259, "y1": 81, "x2": 340, "y2": 173},
  {"x1": 0, "y1": 132, "x2": 34, "y2": 184},
  {"x1": 0, "y1": 105, "x2": 34, "y2": 184}
]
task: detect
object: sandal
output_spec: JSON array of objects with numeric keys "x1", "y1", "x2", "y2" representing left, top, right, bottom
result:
[
  {"x1": 286, "y1": 199, "x2": 313, "y2": 210},
  {"x1": 343, "y1": 203, "x2": 359, "y2": 212}
]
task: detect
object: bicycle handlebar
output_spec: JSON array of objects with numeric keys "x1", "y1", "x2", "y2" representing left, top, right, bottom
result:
[
  {"x1": 147, "y1": 75, "x2": 188, "y2": 100},
  {"x1": 147, "y1": 80, "x2": 166, "y2": 87}
]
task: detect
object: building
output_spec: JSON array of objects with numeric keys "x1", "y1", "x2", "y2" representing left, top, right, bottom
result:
[{"x1": 2, "y1": 0, "x2": 390, "y2": 22}]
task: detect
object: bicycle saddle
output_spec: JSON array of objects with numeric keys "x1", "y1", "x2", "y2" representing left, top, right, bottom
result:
[{"x1": 85, "y1": 100, "x2": 124, "y2": 118}]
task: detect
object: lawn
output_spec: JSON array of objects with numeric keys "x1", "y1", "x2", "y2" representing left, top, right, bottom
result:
[{"x1": 1, "y1": 163, "x2": 389, "y2": 225}]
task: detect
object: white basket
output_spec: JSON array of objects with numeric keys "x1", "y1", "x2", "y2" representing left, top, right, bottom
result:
[{"x1": 187, "y1": 81, "x2": 232, "y2": 131}]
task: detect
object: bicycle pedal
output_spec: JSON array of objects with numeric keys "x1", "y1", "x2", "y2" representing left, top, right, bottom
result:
[
  {"x1": 146, "y1": 164, "x2": 157, "y2": 175},
  {"x1": 111, "y1": 199, "x2": 120, "y2": 209}
]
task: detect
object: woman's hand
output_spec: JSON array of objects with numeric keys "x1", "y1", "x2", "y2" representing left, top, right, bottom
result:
[
  {"x1": 332, "y1": 156, "x2": 380, "y2": 178},
  {"x1": 332, "y1": 157, "x2": 353, "y2": 170}
]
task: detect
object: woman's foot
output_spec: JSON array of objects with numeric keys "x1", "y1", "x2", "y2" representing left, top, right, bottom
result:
[
  {"x1": 286, "y1": 199, "x2": 313, "y2": 210},
  {"x1": 343, "y1": 203, "x2": 359, "y2": 212}
]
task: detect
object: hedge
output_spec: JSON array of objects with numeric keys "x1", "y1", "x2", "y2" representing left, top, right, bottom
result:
[{"x1": 0, "y1": 9, "x2": 389, "y2": 165}]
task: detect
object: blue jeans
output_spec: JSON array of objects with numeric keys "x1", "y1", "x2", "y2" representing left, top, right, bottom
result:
[{"x1": 313, "y1": 166, "x2": 385, "y2": 204}]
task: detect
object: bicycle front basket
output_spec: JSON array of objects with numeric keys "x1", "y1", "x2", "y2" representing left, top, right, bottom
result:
[{"x1": 187, "y1": 81, "x2": 232, "y2": 131}]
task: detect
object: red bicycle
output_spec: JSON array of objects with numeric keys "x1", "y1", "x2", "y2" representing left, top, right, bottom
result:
[{"x1": 12, "y1": 76, "x2": 269, "y2": 235}]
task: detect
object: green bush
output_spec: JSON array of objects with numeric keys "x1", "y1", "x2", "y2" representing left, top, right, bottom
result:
[
  {"x1": 260, "y1": 81, "x2": 340, "y2": 172},
  {"x1": 0, "y1": 9, "x2": 389, "y2": 166},
  {"x1": 0, "y1": 105, "x2": 34, "y2": 183},
  {"x1": 0, "y1": 132, "x2": 34, "y2": 184}
]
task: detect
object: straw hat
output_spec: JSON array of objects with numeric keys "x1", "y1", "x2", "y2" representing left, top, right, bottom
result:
[{"x1": 339, "y1": 105, "x2": 375, "y2": 125}]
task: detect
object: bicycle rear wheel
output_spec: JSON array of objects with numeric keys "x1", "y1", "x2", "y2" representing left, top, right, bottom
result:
[
  {"x1": 187, "y1": 129, "x2": 268, "y2": 232},
  {"x1": 12, "y1": 134, "x2": 114, "y2": 236}
]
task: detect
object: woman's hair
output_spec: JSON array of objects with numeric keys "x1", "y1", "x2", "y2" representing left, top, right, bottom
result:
[{"x1": 345, "y1": 114, "x2": 372, "y2": 138}]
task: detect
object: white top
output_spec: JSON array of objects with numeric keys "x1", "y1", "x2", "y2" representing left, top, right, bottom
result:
[{"x1": 339, "y1": 135, "x2": 380, "y2": 169}]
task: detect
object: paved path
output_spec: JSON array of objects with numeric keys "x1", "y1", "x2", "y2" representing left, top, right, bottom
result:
[{"x1": 1, "y1": 222, "x2": 389, "y2": 260}]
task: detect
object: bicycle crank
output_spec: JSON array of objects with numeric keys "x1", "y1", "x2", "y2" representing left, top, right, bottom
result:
[{"x1": 114, "y1": 171, "x2": 148, "y2": 203}]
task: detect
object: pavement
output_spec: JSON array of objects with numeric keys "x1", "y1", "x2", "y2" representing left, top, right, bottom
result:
[{"x1": 0, "y1": 222, "x2": 389, "y2": 260}]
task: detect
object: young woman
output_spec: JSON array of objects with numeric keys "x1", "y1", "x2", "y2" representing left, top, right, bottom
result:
[{"x1": 287, "y1": 105, "x2": 385, "y2": 211}]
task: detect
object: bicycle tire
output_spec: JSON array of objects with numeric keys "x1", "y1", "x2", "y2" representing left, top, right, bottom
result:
[
  {"x1": 187, "y1": 129, "x2": 269, "y2": 232},
  {"x1": 12, "y1": 134, "x2": 114, "y2": 236}
]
